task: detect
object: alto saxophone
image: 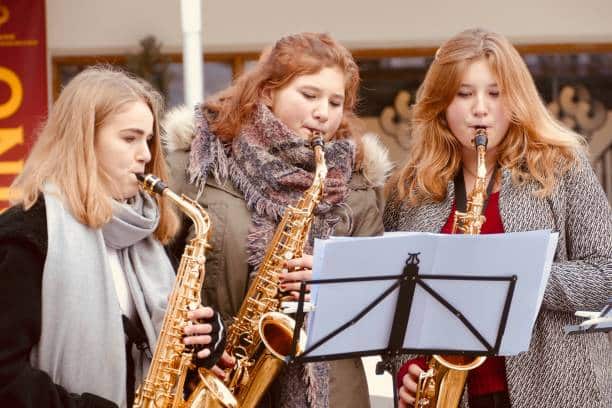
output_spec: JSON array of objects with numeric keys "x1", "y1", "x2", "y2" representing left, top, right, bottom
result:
[
  {"x1": 133, "y1": 174, "x2": 236, "y2": 408},
  {"x1": 413, "y1": 128, "x2": 489, "y2": 407},
  {"x1": 198, "y1": 132, "x2": 326, "y2": 408}
]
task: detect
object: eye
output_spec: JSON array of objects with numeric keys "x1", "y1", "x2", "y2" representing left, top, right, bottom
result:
[
  {"x1": 457, "y1": 91, "x2": 471, "y2": 98},
  {"x1": 489, "y1": 90, "x2": 500, "y2": 97},
  {"x1": 123, "y1": 135, "x2": 136, "y2": 143},
  {"x1": 301, "y1": 91, "x2": 316, "y2": 100},
  {"x1": 330, "y1": 100, "x2": 343, "y2": 108}
]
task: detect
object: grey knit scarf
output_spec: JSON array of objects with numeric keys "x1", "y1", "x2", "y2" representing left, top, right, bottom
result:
[
  {"x1": 30, "y1": 188, "x2": 175, "y2": 407},
  {"x1": 189, "y1": 103, "x2": 356, "y2": 407}
]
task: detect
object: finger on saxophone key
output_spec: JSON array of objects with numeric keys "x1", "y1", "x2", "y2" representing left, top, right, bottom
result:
[{"x1": 398, "y1": 363, "x2": 422, "y2": 406}]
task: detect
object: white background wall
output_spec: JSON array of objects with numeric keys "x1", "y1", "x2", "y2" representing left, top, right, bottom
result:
[{"x1": 47, "y1": 0, "x2": 612, "y2": 55}]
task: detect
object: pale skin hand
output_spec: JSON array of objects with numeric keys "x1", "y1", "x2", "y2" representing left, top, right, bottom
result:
[
  {"x1": 183, "y1": 306, "x2": 217, "y2": 359},
  {"x1": 399, "y1": 363, "x2": 423, "y2": 407},
  {"x1": 210, "y1": 351, "x2": 236, "y2": 380},
  {"x1": 281, "y1": 254, "x2": 313, "y2": 301}
]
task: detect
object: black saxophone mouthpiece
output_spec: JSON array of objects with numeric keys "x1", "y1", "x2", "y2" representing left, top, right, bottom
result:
[
  {"x1": 136, "y1": 173, "x2": 167, "y2": 195},
  {"x1": 311, "y1": 136, "x2": 324, "y2": 148},
  {"x1": 473, "y1": 128, "x2": 488, "y2": 148}
]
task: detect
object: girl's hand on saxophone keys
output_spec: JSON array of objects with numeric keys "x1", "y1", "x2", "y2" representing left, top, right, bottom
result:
[
  {"x1": 184, "y1": 306, "x2": 217, "y2": 359},
  {"x1": 210, "y1": 351, "x2": 236, "y2": 380},
  {"x1": 281, "y1": 254, "x2": 313, "y2": 301},
  {"x1": 398, "y1": 363, "x2": 422, "y2": 407}
]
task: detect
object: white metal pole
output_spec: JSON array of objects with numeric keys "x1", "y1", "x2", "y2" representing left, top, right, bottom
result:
[{"x1": 180, "y1": 0, "x2": 204, "y2": 107}]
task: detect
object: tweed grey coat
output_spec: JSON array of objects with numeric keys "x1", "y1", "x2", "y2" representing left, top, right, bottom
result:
[{"x1": 383, "y1": 153, "x2": 611, "y2": 408}]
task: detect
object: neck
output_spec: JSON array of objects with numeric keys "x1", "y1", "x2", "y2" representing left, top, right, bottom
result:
[{"x1": 463, "y1": 164, "x2": 495, "y2": 180}]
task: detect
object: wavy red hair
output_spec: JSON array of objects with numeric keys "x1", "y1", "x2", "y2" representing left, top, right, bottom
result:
[{"x1": 392, "y1": 28, "x2": 585, "y2": 204}]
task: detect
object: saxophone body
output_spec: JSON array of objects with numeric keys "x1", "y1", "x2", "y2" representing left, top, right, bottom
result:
[
  {"x1": 198, "y1": 133, "x2": 325, "y2": 408},
  {"x1": 133, "y1": 174, "x2": 236, "y2": 408},
  {"x1": 414, "y1": 128, "x2": 489, "y2": 407}
]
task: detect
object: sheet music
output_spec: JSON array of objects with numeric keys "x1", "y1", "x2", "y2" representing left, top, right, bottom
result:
[{"x1": 306, "y1": 230, "x2": 558, "y2": 358}]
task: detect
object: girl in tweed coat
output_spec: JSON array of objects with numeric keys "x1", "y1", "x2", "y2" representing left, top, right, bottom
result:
[{"x1": 384, "y1": 28, "x2": 611, "y2": 408}]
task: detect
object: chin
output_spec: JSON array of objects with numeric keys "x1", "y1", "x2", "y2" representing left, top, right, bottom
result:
[{"x1": 121, "y1": 185, "x2": 139, "y2": 199}]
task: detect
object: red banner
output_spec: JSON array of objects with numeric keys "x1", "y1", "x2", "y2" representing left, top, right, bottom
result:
[{"x1": 0, "y1": 0, "x2": 47, "y2": 210}]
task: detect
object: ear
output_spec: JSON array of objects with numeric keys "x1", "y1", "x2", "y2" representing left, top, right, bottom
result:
[{"x1": 261, "y1": 87, "x2": 274, "y2": 107}]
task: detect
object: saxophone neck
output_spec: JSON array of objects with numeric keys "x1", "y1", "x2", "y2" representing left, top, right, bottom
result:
[
  {"x1": 469, "y1": 128, "x2": 488, "y2": 190},
  {"x1": 473, "y1": 128, "x2": 489, "y2": 180},
  {"x1": 476, "y1": 146, "x2": 488, "y2": 180},
  {"x1": 137, "y1": 173, "x2": 211, "y2": 238},
  {"x1": 167, "y1": 190, "x2": 211, "y2": 238},
  {"x1": 311, "y1": 132, "x2": 328, "y2": 183}
]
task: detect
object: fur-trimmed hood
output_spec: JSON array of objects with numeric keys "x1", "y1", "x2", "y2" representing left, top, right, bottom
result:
[{"x1": 162, "y1": 105, "x2": 393, "y2": 187}]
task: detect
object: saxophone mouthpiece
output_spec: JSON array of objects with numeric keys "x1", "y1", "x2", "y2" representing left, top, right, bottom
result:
[
  {"x1": 137, "y1": 173, "x2": 167, "y2": 195},
  {"x1": 311, "y1": 137, "x2": 324, "y2": 148},
  {"x1": 310, "y1": 130, "x2": 324, "y2": 148},
  {"x1": 472, "y1": 127, "x2": 488, "y2": 148}
]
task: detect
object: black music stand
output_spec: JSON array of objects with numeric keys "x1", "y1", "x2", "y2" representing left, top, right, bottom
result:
[{"x1": 286, "y1": 253, "x2": 517, "y2": 408}]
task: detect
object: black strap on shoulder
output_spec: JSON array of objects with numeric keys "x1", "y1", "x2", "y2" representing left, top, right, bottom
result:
[
  {"x1": 122, "y1": 315, "x2": 151, "y2": 357},
  {"x1": 165, "y1": 215, "x2": 192, "y2": 270},
  {"x1": 122, "y1": 315, "x2": 151, "y2": 406},
  {"x1": 454, "y1": 166, "x2": 498, "y2": 213}
]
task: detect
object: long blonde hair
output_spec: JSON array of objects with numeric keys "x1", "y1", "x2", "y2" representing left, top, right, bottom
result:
[
  {"x1": 393, "y1": 28, "x2": 585, "y2": 204},
  {"x1": 11, "y1": 66, "x2": 178, "y2": 243}
]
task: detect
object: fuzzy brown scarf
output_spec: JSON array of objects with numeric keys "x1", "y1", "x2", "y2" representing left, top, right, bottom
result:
[{"x1": 189, "y1": 103, "x2": 355, "y2": 407}]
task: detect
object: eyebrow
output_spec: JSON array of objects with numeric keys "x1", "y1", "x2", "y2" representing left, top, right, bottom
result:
[
  {"x1": 121, "y1": 128, "x2": 154, "y2": 139},
  {"x1": 300, "y1": 85, "x2": 345, "y2": 100},
  {"x1": 459, "y1": 83, "x2": 499, "y2": 88}
]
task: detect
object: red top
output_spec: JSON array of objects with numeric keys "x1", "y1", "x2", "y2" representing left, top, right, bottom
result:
[{"x1": 397, "y1": 191, "x2": 509, "y2": 397}]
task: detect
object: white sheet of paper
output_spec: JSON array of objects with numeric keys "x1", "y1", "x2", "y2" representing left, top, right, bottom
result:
[{"x1": 305, "y1": 230, "x2": 558, "y2": 358}]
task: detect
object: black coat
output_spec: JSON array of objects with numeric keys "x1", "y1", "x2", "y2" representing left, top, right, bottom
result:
[{"x1": 0, "y1": 200, "x2": 116, "y2": 408}]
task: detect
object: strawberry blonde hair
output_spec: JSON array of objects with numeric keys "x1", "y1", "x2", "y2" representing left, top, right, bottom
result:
[
  {"x1": 392, "y1": 28, "x2": 585, "y2": 204},
  {"x1": 205, "y1": 32, "x2": 365, "y2": 166},
  {"x1": 11, "y1": 65, "x2": 179, "y2": 243}
]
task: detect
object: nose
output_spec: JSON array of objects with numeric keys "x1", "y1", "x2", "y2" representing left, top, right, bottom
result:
[
  {"x1": 136, "y1": 139, "x2": 152, "y2": 164},
  {"x1": 313, "y1": 100, "x2": 329, "y2": 123},
  {"x1": 472, "y1": 93, "x2": 489, "y2": 118}
]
